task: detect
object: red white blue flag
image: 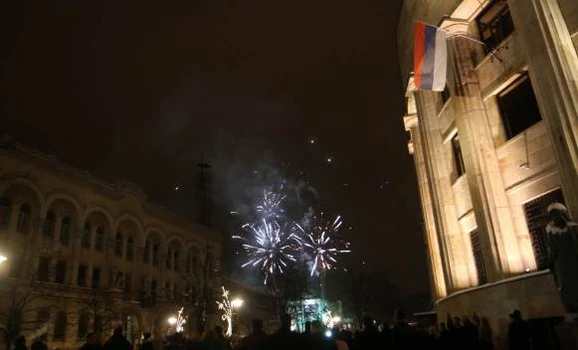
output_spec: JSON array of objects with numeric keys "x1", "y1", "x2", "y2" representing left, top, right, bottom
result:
[{"x1": 414, "y1": 21, "x2": 447, "y2": 91}]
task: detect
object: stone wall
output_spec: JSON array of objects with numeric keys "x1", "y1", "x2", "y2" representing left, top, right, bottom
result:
[{"x1": 437, "y1": 271, "x2": 565, "y2": 349}]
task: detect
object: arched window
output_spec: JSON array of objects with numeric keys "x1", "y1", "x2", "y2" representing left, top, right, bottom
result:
[
  {"x1": 82, "y1": 223, "x2": 91, "y2": 248},
  {"x1": 186, "y1": 251, "x2": 192, "y2": 273},
  {"x1": 53, "y1": 311, "x2": 67, "y2": 340},
  {"x1": 60, "y1": 216, "x2": 71, "y2": 246},
  {"x1": 17, "y1": 203, "x2": 31, "y2": 233},
  {"x1": 152, "y1": 244, "x2": 159, "y2": 266},
  {"x1": 43, "y1": 211, "x2": 56, "y2": 239},
  {"x1": 174, "y1": 251, "x2": 180, "y2": 272},
  {"x1": 95, "y1": 227, "x2": 104, "y2": 251},
  {"x1": 0, "y1": 197, "x2": 11, "y2": 228},
  {"x1": 126, "y1": 236, "x2": 134, "y2": 261},
  {"x1": 143, "y1": 241, "x2": 150, "y2": 263},
  {"x1": 115, "y1": 232, "x2": 123, "y2": 256},
  {"x1": 166, "y1": 248, "x2": 173, "y2": 269},
  {"x1": 77, "y1": 313, "x2": 89, "y2": 340}
]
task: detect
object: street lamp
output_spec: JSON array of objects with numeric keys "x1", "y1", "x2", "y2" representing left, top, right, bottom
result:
[
  {"x1": 231, "y1": 298, "x2": 244, "y2": 336},
  {"x1": 231, "y1": 298, "x2": 244, "y2": 309},
  {"x1": 167, "y1": 307, "x2": 186, "y2": 333}
]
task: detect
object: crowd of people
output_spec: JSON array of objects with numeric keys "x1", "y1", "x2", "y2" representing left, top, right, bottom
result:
[{"x1": 11, "y1": 308, "x2": 532, "y2": 350}]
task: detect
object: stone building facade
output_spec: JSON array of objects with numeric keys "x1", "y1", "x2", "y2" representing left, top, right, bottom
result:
[
  {"x1": 0, "y1": 136, "x2": 221, "y2": 349},
  {"x1": 398, "y1": 0, "x2": 578, "y2": 348}
]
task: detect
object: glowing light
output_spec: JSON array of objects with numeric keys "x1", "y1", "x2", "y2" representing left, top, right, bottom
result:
[
  {"x1": 325, "y1": 330, "x2": 332, "y2": 338},
  {"x1": 233, "y1": 219, "x2": 300, "y2": 284},
  {"x1": 310, "y1": 139, "x2": 316, "y2": 144},
  {"x1": 167, "y1": 307, "x2": 186, "y2": 332},
  {"x1": 0, "y1": 255, "x2": 6, "y2": 264},
  {"x1": 231, "y1": 298, "x2": 244, "y2": 309},
  {"x1": 525, "y1": 267, "x2": 531, "y2": 273},
  {"x1": 326, "y1": 157, "x2": 333, "y2": 164},
  {"x1": 296, "y1": 212, "x2": 351, "y2": 276},
  {"x1": 216, "y1": 286, "x2": 233, "y2": 337},
  {"x1": 174, "y1": 184, "x2": 181, "y2": 191}
]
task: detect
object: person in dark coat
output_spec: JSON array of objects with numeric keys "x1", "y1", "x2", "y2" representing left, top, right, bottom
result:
[
  {"x1": 264, "y1": 313, "x2": 302, "y2": 350},
  {"x1": 80, "y1": 333, "x2": 102, "y2": 350},
  {"x1": 240, "y1": 319, "x2": 267, "y2": 350},
  {"x1": 546, "y1": 203, "x2": 578, "y2": 312},
  {"x1": 103, "y1": 326, "x2": 131, "y2": 350},
  {"x1": 507, "y1": 310, "x2": 531, "y2": 350}
]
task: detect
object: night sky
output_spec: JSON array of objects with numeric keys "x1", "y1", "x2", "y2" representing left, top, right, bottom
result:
[{"x1": 1, "y1": 1, "x2": 428, "y2": 295}]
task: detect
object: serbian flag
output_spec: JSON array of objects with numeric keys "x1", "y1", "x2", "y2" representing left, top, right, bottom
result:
[{"x1": 414, "y1": 22, "x2": 447, "y2": 91}]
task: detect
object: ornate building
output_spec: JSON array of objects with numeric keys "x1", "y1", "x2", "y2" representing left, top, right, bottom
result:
[
  {"x1": 398, "y1": 0, "x2": 578, "y2": 347},
  {"x1": 0, "y1": 136, "x2": 221, "y2": 349}
]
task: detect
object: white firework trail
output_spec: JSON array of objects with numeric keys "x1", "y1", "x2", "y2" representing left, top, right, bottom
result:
[
  {"x1": 233, "y1": 218, "x2": 301, "y2": 284},
  {"x1": 296, "y1": 213, "x2": 351, "y2": 276},
  {"x1": 256, "y1": 189, "x2": 287, "y2": 220}
]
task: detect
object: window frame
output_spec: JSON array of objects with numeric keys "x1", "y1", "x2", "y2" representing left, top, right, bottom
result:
[
  {"x1": 476, "y1": 0, "x2": 515, "y2": 51},
  {"x1": 497, "y1": 73, "x2": 542, "y2": 139}
]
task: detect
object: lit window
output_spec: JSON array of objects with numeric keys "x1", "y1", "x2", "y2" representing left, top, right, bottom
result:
[{"x1": 498, "y1": 74, "x2": 542, "y2": 139}]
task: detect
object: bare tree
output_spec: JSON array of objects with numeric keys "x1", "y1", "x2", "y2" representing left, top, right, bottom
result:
[
  {"x1": 176, "y1": 244, "x2": 216, "y2": 331},
  {"x1": 0, "y1": 275, "x2": 53, "y2": 350},
  {"x1": 75, "y1": 287, "x2": 119, "y2": 335}
]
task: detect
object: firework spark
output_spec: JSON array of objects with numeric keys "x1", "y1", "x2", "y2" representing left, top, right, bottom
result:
[
  {"x1": 233, "y1": 218, "x2": 300, "y2": 284},
  {"x1": 256, "y1": 189, "x2": 286, "y2": 220},
  {"x1": 296, "y1": 213, "x2": 351, "y2": 276},
  {"x1": 216, "y1": 286, "x2": 233, "y2": 337}
]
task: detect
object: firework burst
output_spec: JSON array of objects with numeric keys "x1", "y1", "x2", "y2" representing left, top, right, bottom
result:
[
  {"x1": 296, "y1": 213, "x2": 351, "y2": 276},
  {"x1": 256, "y1": 189, "x2": 286, "y2": 220},
  {"x1": 233, "y1": 218, "x2": 300, "y2": 284}
]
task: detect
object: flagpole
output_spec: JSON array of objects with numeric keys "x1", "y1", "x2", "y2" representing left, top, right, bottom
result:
[{"x1": 435, "y1": 20, "x2": 504, "y2": 63}]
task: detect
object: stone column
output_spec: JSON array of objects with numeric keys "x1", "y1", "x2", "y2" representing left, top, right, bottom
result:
[
  {"x1": 68, "y1": 228, "x2": 82, "y2": 285},
  {"x1": 508, "y1": 0, "x2": 578, "y2": 217},
  {"x1": 24, "y1": 219, "x2": 44, "y2": 279},
  {"x1": 159, "y1": 255, "x2": 167, "y2": 299},
  {"x1": 414, "y1": 90, "x2": 471, "y2": 292},
  {"x1": 134, "y1": 247, "x2": 144, "y2": 295},
  {"x1": 448, "y1": 36, "x2": 521, "y2": 279},
  {"x1": 102, "y1": 235, "x2": 113, "y2": 289},
  {"x1": 405, "y1": 114, "x2": 448, "y2": 299}
]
